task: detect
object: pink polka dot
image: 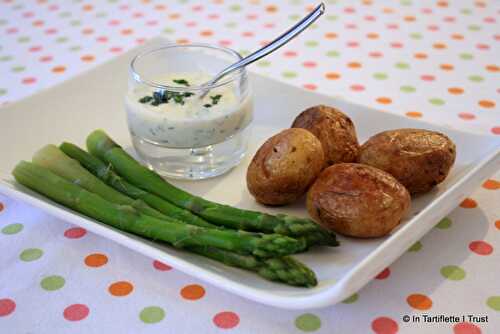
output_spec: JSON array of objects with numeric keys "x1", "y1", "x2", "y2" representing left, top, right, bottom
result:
[
  {"x1": 369, "y1": 51, "x2": 383, "y2": 58},
  {"x1": 484, "y1": 17, "x2": 496, "y2": 24},
  {"x1": 376, "y1": 267, "x2": 391, "y2": 280},
  {"x1": 347, "y1": 41, "x2": 359, "y2": 48},
  {"x1": 303, "y1": 84, "x2": 317, "y2": 91},
  {"x1": 39, "y1": 55, "x2": 53, "y2": 63},
  {"x1": 344, "y1": 7, "x2": 355, "y2": 13},
  {"x1": 108, "y1": 19, "x2": 120, "y2": 26},
  {"x1": 192, "y1": 5, "x2": 203, "y2": 12},
  {"x1": 345, "y1": 23, "x2": 357, "y2": 29},
  {"x1": 443, "y1": 16, "x2": 456, "y2": 22},
  {"x1": 386, "y1": 23, "x2": 399, "y2": 30},
  {"x1": 23, "y1": 11, "x2": 35, "y2": 18},
  {"x1": 350, "y1": 84, "x2": 365, "y2": 92},
  {"x1": 6, "y1": 27, "x2": 18, "y2": 34},
  {"x1": 219, "y1": 40, "x2": 232, "y2": 47},
  {"x1": 476, "y1": 43, "x2": 490, "y2": 50},
  {"x1": 421, "y1": 75, "x2": 435, "y2": 81},
  {"x1": 390, "y1": 42, "x2": 403, "y2": 48},
  {"x1": 44, "y1": 28, "x2": 57, "y2": 35},
  {"x1": 96, "y1": 36, "x2": 108, "y2": 43},
  {"x1": 185, "y1": 21, "x2": 197, "y2": 27},
  {"x1": 22, "y1": 77, "x2": 37, "y2": 85},
  {"x1": 372, "y1": 317, "x2": 398, "y2": 334},
  {"x1": 213, "y1": 311, "x2": 239, "y2": 329},
  {"x1": 421, "y1": 8, "x2": 433, "y2": 14},
  {"x1": 110, "y1": 47, "x2": 123, "y2": 53},
  {"x1": 63, "y1": 304, "x2": 89, "y2": 321},
  {"x1": 494, "y1": 34, "x2": 500, "y2": 41},
  {"x1": 492, "y1": 127, "x2": 500, "y2": 135},
  {"x1": 454, "y1": 322, "x2": 482, "y2": 334},
  {"x1": 29, "y1": 45, "x2": 43, "y2": 52},
  {"x1": 207, "y1": 14, "x2": 219, "y2": 20},
  {"x1": 242, "y1": 31, "x2": 254, "y2": 37},
  {"x1": 136, "y1": 38, "x2": 146, "y2": 45},
  {"x1": 246, "y1": 14, "x2": 258, "y2": 20},
  {"x1": 427, "y1": 25, "x2": 440, "y2": 31},
  {"x1": 48, "y1": 4, "x2": 59, "y2": 11},
  {"x1": 132, "y1": 12, "x2": 143, "y2": 18},
  {"x1": 119, "y1": 4, "x2": 129, "y2": 11},
  {"x1": 0, "y1": 298, "x2": 16, "y2": 317},
  {"x1": 458, "y1": 113, "x2": 475, "y2": 120},
  {"x1": 469, "y1": 241, "x2": 493, "y2": 255},
  {"x1": 263, "y1": 23, "x2": 275, "y2": 28},
  {"x1": 153, "y1": 260, "x2": 172, "y2": 271},
  {"x1": 64, "y1": 227, "x2": 87, "y2": 239},
  {"x1": 284, "y1": 51, "x2": 297, "y2": 57},
  {"x1": 364, "y1": 15, "x2": 376, "y2": 21},
  {"x1": 302, "y1": 61, "x2": 317, "y2": 68}
]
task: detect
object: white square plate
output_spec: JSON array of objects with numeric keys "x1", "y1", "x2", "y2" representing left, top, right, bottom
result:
[{"x1": 1, "y1": 38, "x2": 499, "y2": 309}]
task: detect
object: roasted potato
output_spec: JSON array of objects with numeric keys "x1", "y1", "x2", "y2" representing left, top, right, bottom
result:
[
  {"x1": 307, "y1": 163, "x2": 410, "y2": 238},
  {"x1": 291, "y1": 105, "x2": 360, "y2": 165},
  {"x1": 247, "y1": 128, "x2": 325, "y2": 205},
  {"x1": 358, "y1": 128, "x2": 456, "y2": 194}
]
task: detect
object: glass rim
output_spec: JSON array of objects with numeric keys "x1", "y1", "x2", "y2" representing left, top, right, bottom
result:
[{"x1": 130, "y1": 43, "x2": 246, "y2": 91}]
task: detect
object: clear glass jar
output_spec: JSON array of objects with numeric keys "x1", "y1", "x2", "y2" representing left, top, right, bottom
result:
[{"x1": 126, "y1": 44, "x2": 253, "y2": 180}]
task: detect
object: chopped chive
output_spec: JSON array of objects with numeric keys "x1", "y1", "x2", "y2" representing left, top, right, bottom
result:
[
  {"x1": 204, "y1": 104, "x2": 212, "y2": 108},
  {"x1": 139, "y1": 96, "x2": 153, "y2": 103},
  {"x1": 173, "y1": 79, "x2": 189, "y2": 86},
  {"x1": 210, "y1": 94, "x2": 222, "y2": 105}
]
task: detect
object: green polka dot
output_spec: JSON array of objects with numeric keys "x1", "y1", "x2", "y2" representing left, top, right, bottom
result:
[
  {"x1": 468, "y1": 24, "x2": 481, "y2": 32},
  {"x1": 326, "y1": 50, "x2": 340, "y2": 58},
  {"x1": 2, "y1": 223, "x2": 23, "y2": 235},
  {"x1": 41, "y1": 275, "x2": 65, "y2": 291},
  {"x1": 408, "y1": 241, "x2": 422, "y2": 252},
  {"x1": 69, "y1": 46, "x2": 82, "y2": 52},
  {"x1": 0, "y1": 88, "x2": 7, "y2": 96},
  {"x1": 436, "y1": 217, "x2": 452, "y2": 229},
  {"x1": 239, "y1": 50, "x2": 250, "y2": 57},
  {"x1": 0, "y1": 55, "x2": 12, "y2": 62},
  {"x1": 17, "y1": 36, "x2": 30, "y2": 43},
  {"x1": 177, "y1": 0, "x2": 188, "y2": 3},
  {"x1": 395, "y1": 62, "x2": 410, "y2": 70},
  {"x1": 59, "y1": 11, "x2": 72, "y2": 18},
  {"x1": 400, "y1": 85, "x2": 416, "y2": 93},
  {"x1": 140, "y1": 306, "x2": 165, "y2": 324},
  {"x1": 229, "y1": 4, "x2": 241, "y2": 12},
  {"x1": 400, "y1": 0, "x2": 412, "y2": 5},
  {"x1": 225, "y1": 22, "x2": 237, "y2": 29},
  {"x1": 257, "y1": 61, "x2": 271, "y2": 67},
  {"x1": 70, "y1": 20, "x2": 82, "y2": 27},
  {"x1": 95, "y1": 11, "x2": 108, "y2": 18},
  {"x1": 326, "y1": 0, "x2": 338, "y2": 4},
  {"x1": 468, "y1": 75, "x2": 484, "y2": 83},
  {"x1": 440, "y1": 265, "x2": 466, "y2": 281},
  {"x1": 305, "y1": 40, "x2": 319, "y2": 47},
  {"x1": 310, "y1": 24, "x2": 319, "y2": 30},
  {"x1": 342, "y1": 294, "x2": 358, "y2": 304},
  {"x1": 282, "y1": 71, "x2": 297, "y2": 78},
  {"x1": 289, "y1": 14, "x2": 301, "y2": 21},
  {"x1": 326, "y1": 15, "x2": 338, "y2": 21},
  {"x1": 409, "y1": 33, "x2": 422, "y2": 40},
  {"x1": 108, "y1": 0, "x2": 118, "y2": 3},
  {"x1": 56, "y1": 37, "x2": 68, "y2": 44},
  {"x1": 373, "y1": 72, "x2": 388, "y2": 80},
  {"x1": 461, "y1": 8, "x2": 472, "y2": 15},
  {"x1": 20, "y1": 248, "x2": 43, "y2": 262},
  {"x1": 429, "y1": 98, "x2": 445, "y2": 106},
  {"x1": 486, "y1": 296, "x2": 500, "y2": 311},
  {"x1": 290, "y1": 0, "x2": 303, "y2": 5},
  {"x1": 295, "y1": 313, "x2": 321, "y2": 332},
  {"x1": 162, "y1": 28, "x2": 175, "y2": 34},
  {"x1": 459, "y1": 53, "x2": 474, "y2": 60}
]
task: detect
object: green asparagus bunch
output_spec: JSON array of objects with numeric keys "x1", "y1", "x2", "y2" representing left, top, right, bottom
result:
[{"x1": 86, "y1": 130, "x2": 338, "y2": 247}]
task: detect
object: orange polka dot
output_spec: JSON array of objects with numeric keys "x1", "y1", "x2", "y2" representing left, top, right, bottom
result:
[
  {"x1": 448, "y1": 87, "x2": 464, "y2": 95},
  {"x1": 495, "y1": 220, "x2": 500, "y2": 230},
  {"x1": 414, "y1": 52, "x2": 428, "y2": 59},
  {"x1": 84, "y1": 253, "x2": 108, "y2": 267},
  {"x1": 176, "y1": 38, "x2": 190, "y2": 44},
  {"x1": 324, "y1": 32, "x2": 338, "y2": 39},
  {"x1": 52, "y1": 66, "x2": 66, "y2": 73},
  {"x1": 121, "y1": 29, "x2": 133, "y2": 35},
  {"x1": 180, "y1": 284, "x2": 205, "y2": 300},
  {"x1": 382, "y1": 7, "x2": 394, "y2": 14},
  {"x1": 80, "y1": 55, "x2": 95, "y2": 62},
  {"x1": 440, "y1": 63, "x2": 454, "y2": 71},
  {"x1": 406, "y1": 111, "x2": 422, "y2": 118},
  {"x1": 82, "y1": 4, "x2": 93, "y2": 11},
  {"x1": 433, "y1": 43, "x2": 447, "y2": 49},
  {"x1": 478, "y1": 100, "x2": 495, "y2": 108},
  {"x1": 407, "y1": 294, "x2": 432, "y2": 310},
  {"x1": 486, "y1": 65, "x2": 500, "y2": 72},
  {"x1": 376, "y1": 97, "x2": 392, "y2": 104},
  {"x1": 437, "y1": 1, "x2": 448, "y2": 7},
  {"x1": 451, "y1": 33, "x2": 464, "y2": 40},
  {"x1": 366, "y1": 32, "x2": 379, "y2": 39},
  {"x1": 265, "y1": 5, "x2": 278, "y2": 13},
  {"x1": 108, "y1": 281, "x2": 134, "y2": 296},
  {"x1": 347, "y1": 62, "x2": 362, "y2": 69},
  {"x1": 482, "y1": 179, "x2": 500, "y2": 190},
  {"x1": 169, "y1": 13, "x2": 180, "y2": 19},
  {"x1": 0, "y1": 202, "x2": 4, "y2": 212},
  {"x1": 200, "y1": 30, "x2": 213, "y2": 37},
  {"x1": 460, "y1": 198, "x2": 477, "y2": 208},
  {"x1": 325, "y1": 72, "x2": 341, "y2": 80},
  {"x1": 362, "y1": 0, "x2": 373, "y2": 5},
  {"x1": 404, "y1": 15, "x2": 416, "y2": 22}
]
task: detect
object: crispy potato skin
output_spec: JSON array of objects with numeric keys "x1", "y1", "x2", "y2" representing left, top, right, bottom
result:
[
  {"x1": 307, "y1": 163, "x2": 410, "y2": 238},
  {"x1": 358, "y1": 129, "x2": 456, "y2": 194},
  {"x1": 247, "y1": 128, "x2": 325, "y2": 205},
  {"x1": 291, "y1": 105, "x2": 360, "y2": 165}
]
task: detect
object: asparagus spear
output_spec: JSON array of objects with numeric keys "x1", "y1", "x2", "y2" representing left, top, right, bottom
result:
[
  {"x1": 31, "y1": 145, "x2": 166, "y2": 220},
  {"x1": 59, "y1": 142, "x2": 215, "y2": 229},
  {"x1": 86, "y1": 130, "x2": 338, "y2": 247},
  {"x1": 188, "y1": 246, "x2": 317, "y2": 287},
  {"x1": 13, "y1": 161, "x2": 306, "y2": 258}
]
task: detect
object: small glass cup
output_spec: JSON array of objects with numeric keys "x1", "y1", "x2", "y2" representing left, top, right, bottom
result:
[{"x1": 126, "y1": 44, "x2": 253, "y2": 180}]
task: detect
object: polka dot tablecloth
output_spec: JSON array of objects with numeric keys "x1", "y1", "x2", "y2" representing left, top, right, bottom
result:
[{"x1": 0, "y1": 0, "x2": 499, "y2": 333}]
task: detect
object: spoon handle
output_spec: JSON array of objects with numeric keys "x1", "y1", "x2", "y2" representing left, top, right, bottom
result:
[{"x1": 207, "y1": 3, "x2": 325, "y2": 86}]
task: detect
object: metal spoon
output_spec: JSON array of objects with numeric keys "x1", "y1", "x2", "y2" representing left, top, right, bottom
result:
[{"x1": 199, "y1": 2, "x2": 325, "y2": 98}]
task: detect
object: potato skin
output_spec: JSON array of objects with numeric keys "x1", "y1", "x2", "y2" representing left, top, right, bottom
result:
[
  {"x1": 247, "y1": 128, "x2": 325, "y2": 206},
  {"x1": 291, "y1": 105, "x2": 360, "y2": 165},
  {"x1": 358, "y1": 128, "x2": 456, "y2": 194},
  {"x1": 307, "y1": 163, "x2": 410, "y2": 238}
]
